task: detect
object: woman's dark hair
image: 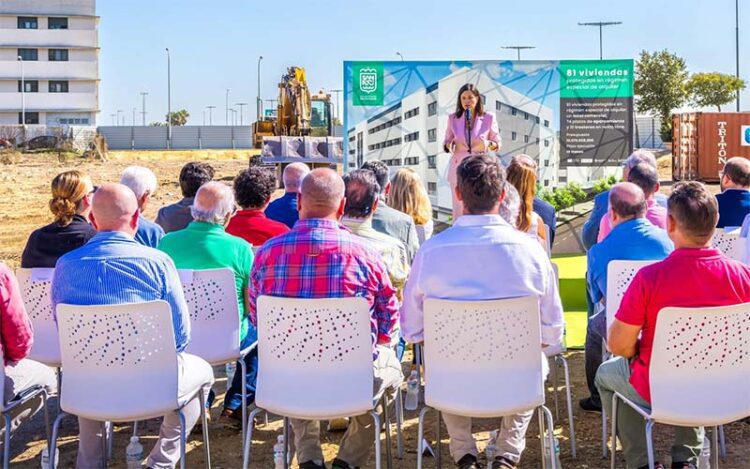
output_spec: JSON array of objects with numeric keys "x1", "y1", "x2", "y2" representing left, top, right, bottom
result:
[{"x1": 454, "y1": 83, "x2": 484, "y2": 118}]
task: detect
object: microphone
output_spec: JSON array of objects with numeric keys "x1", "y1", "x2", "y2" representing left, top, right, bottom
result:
[{"x1": 465, "y1": 107, "x2": 472, "y2": 151}]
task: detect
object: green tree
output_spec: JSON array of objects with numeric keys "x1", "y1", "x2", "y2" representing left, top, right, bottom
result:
[
  {"x1": 686, "y1": 72, "x2": 746, "y2": 111},
  {"x1": 166, "y1": 109, "x2": 190, "y2": 126},
  {"x1": 634, "y1": 50, "x2": 689, "y2": 142}
]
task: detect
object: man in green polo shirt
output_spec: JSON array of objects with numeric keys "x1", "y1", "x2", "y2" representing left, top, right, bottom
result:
[{"x1": 158, "y1": 181, "x2": 255, "y2": 423}]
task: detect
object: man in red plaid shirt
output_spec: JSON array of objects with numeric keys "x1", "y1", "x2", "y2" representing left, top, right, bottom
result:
[{"x1": 248, "y1": 168, "x2": 403, "y2": 469}]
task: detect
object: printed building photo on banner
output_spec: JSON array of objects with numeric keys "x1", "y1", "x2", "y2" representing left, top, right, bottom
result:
[{"x1": 344, "y1": 60, "x2": 634, "y2": 222}]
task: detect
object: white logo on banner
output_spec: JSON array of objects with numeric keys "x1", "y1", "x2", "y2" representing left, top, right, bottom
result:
[{"x1": 359, "y1": 69, "x2": 377, "y2": 94}]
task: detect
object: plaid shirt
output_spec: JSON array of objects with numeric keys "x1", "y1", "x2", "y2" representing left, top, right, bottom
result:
[{"x1": 249, "y1": 218, "x2": 399, "y2": 352}]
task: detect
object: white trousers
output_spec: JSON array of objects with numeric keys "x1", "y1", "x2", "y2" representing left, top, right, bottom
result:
[
  {"x1": 75, "y1": 353, "x2": 214, "y2": 469},
  {"x1": 1, "y1": 358, "x2": 57, "y2": 437}
]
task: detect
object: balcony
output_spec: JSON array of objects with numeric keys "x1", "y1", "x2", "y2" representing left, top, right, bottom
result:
[
  {"x1": 0, "y1": 28, "x2": 97, "y2": 48},
  {"x1": 0, "y1": 60, "x2": 98, "y2": 80},
  {"x1": 0, "y1": 92, "x2": 98, "y2": 111}
]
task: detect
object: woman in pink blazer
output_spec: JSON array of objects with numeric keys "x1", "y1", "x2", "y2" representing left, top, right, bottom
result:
[{"x1": 443, "y1": 83, "x2": 501, "y2": 221}]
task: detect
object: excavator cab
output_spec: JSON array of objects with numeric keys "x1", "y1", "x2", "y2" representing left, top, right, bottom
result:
[{"x1": 309, "y1": 98, "x2": 332, "y2": 137}]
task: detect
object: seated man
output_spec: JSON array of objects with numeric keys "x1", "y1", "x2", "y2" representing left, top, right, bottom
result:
[
  {"x1": 598, "y1": 163, "x2": 667, "y2": 241},
  {"x1": 361, "y1": 160, "x2": 419, "y2": 263},
  {"x1": 158, "y1": 181, "x2": 256, "y2": 421},
  {"x1": 265, "y1": 162, "x2": 310, "y2": 228},
  {"x1": 342, "y1": 169, "x2": 409, "y2": 298},
  {"x1": 0, "y1": 263, "x2": 57, "y2": 438},
  {"x1": 597, "y1": 181, "x2": 750, "y2": 469},
  {"x1": 156, "y1": 162, "x2": 214, "y2": 233},
  {"x1": 582, "y1": 150, "x2": 667, "y2": 250},
  {"x1": 51, "y1": 183, "x2": 213, "y2": 468},
  {"x1": 400, "y1": 154, "x2": 564, "y2": 469},
  {"x1": 249, "y1": 169, "x2": 402, "y2": 469},
  {"x1": 716, "y1": 156, "x2": 750, "y2": 228},
  {"x1": 120, "y1": 165, "x2": 165, "y2": 247},
  {"x1": 580, "y1": 183, "x2": 673, "y2": 412},
  {"x1": 227, "y1": 167, "x2": 290, "y2": 246}
]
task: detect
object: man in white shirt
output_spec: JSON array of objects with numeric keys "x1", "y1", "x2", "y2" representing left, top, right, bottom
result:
[{"x1": 400, "y1": 154, "x2": 564, "y2": 469}]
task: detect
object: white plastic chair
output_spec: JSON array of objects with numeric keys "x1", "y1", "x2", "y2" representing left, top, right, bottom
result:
[
  {"x1": 50, "y1": 301, "x2": 213, "y2": 469},
  {"x1": 543, "y1": 224, "x2": 552, "y2": 257},
  {"x1": 416, "y1": 296, "x2": 558, "y2": 469},
  {"x1": 179, "y1": 268, "x2": 257, "y2": 443},
  {"x1": 15, "y1": 268, "x2": 60, "y2": 367},
  {"x1": 610, "y1": 303, "x2": 750, "y2": 469},
  {"x1": 242, "y1": 296, "x2": 401, "y2": 469},
  {"x1": 712, "y1": 228, "x2": 745, "y2": 261},
  {"x1": 0, "y1": 349, "x2": 52, "y2": 469}
]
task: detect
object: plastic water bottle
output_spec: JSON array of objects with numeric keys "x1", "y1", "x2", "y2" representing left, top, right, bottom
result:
[
  {"x1": 485, "y1": 430, "x2": 498, "y2": 468},
  {"x1": 225, "y1": 362, "x2": 236, "y2": 391},
  {"x1": 698, "y1": 434, "x2": 711, "y2": 469},
  {"x1": 273, "y1": 435, "x2": 285, "y2": 469},
  {"x1": 40, "y1": 446, "x2": 59, "y2": 469},
  {"x1": 125, "y1": 436, "x2": 144, "y2": 469},
  {"x1": 543, "y1": 434, "x2": 561, "y2": 468},
  {"x1": 404, "y1": 370, "x2": 419, "y2": 411}
]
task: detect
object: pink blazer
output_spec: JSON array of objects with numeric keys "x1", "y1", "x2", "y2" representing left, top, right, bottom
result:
[{"x1": 443, "y1": 111, "x2": 501, "y2": 156}]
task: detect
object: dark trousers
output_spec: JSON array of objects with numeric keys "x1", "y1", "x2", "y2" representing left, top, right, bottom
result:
[
  {"x1": 207, "y1": 325, "x2": 258, "y2": 410},
  {"x1": 584, "y1": 310, "x2": 607, "y2": 406}
]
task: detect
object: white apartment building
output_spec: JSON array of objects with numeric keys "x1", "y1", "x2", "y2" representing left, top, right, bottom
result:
[
  {"x1": 0, "y1": 0, "x2": 99, "y2": 126},
  {"x1": 348, "y1": 67, "x2": 556, "y2": 222}
]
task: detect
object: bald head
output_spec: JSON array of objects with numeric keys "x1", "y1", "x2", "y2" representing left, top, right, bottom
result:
[
  {"x1": 90, "y1": 183, "x2": 139, "y2": 235},
  {"x1": 609, "y1": 182, "x2": 646, "y2": 223},
  {"x1": 191, "y1": 181, "x2": 235, "y2": 224},
  {"x1": 283, "y1": 162, "x2": 311, "y2": 193},
  {"x1": 721, "y1": 157, "x2": 750, "y2": 189},
  {"x1": 299, "y1": 168, "x2": 345, "y2": 220}
]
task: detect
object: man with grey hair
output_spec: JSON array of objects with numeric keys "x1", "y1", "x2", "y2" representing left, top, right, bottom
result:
[
  {"x1": 120, "y1": 165, "x2": 165, "y2": 247},
  {"x1": 265, "y1": 162, "x2": 310, "y2": 228},
  {"x1": 582, "y1": 150, "x2": 667, "y2": 250},
  {"x1": 158, "y1": 181, "x2": 257, "y2": 422},
  {"x1": 249, "y1": 168, "x2": 402, "y2": 469}
]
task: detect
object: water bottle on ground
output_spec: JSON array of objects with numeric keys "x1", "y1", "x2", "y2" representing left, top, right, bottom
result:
[
  {"x1": 404, "y1": 370, "x2": 419, "y2": 411},
  {"x1": 125, "y1": 436, "x2": 144, "y2": 469},
  {"x1": 225, "y1": 362, "x2": 236, "y2": 391},
  {"x1": 40, "y1": 446, "x2": 59, "y2": 469},
  {"x1": 543, "y1": 433, "x2": 561, "y2": 468},
  {"x1": 485, "y1": 430, "x2": 498, "y2": 468},
  {"x1": 273, "y1": 434, "x2": 285, "y2": 469},
  {"x1": 698, "y1": 434, "x2": 711, "y2": 469}
]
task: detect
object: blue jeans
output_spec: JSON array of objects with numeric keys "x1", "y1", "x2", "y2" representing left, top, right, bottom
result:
[{"x1": 207, "y1": 324, "x2": 258, "y2": 411}]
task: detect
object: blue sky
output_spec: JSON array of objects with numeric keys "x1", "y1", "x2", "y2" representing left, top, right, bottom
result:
[{"x1": 99, "y1": 0, "x2": 748, "y2": 125}]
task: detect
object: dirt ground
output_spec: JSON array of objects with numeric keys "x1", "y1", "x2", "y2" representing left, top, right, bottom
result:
[{"x1": 2, "y1": 151, "x2": 749, "y2": 468}]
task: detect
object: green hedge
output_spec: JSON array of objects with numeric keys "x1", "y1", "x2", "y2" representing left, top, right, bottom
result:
[{"x1": 540, "y1": 176, "x2": 618, "y2": 212}]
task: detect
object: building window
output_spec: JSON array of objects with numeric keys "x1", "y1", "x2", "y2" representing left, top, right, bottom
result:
[
  {"x1": 58, "y1": 117, "x2": 90, "y2": 125},
  {"x1": 404, "y1": 131, "x2": 419, "y2": 142},
  {"x1": 428, "y1": 102, "x2": 437, "y2": 116},
  {"x1": 544, "y1": 139, "x2": 550, "y2": 147},
  {"x1": 524, "y1": 135, "x2": 529, "y2": 143},
  {"x1": 544, "y1": 119, "x2": 550, "y2": 127},
  {"x1": 19, "y1": 112, "x2": 39, "y2": 124},
  {"x1": 495, "y1": 100, "x2": 502, "y2": 111},
  {"x1": 480, "y1": 94, "x2": 486, "y2": 105},
  {"x1": 544, "y1": 180, "x2": 550, "y2": 187},
  {"x1": 48, "y1": 17, "x2": 69, "y2": 29},
  {"x1": 511, "y1": 131, "x2": 517, "y2": 141},
  {"x1": 427, "y1": 182, "x2": 437, "y2": 194},
  {"x1": 511, "y1": 107, "x2": 518, "y2": 116},
  {"x1": 536, "y1": 137, "x2": 540, "y2": 144},
  {"x1": 544, "y1": 159, "x2": 550, "y2": 167},
  {"x1": 427, "y1": 128, "x2": 437, "y2": 143},
  {"x1": 404, "y1": 107, "x2": 419, "y2": 119},
  {"x1": 49, "y1": 80, "x2": 69, "y2": 93},
  {"x1": 18, "y1": 80, "x2": 39, "y2": 92},
  {"x1": 18, "y1": 48, "x2": 38, "y2": 61},
  {"x1": 383, "y1": 158, "x2": 402, "y2": 167},
  {"x1": 524, "y1": 112, "x2": 529, "y2": 120},
  {"x1": 17, "y1": 17, "x2": 38, "y2": 29},
  {"x1": 405, "y1": 156, "x2": 419, "y2": 165},
  {"x1": 427, "y1": 155, "x2": 436, "y2": 169},
  {"x1": 49, "y1": 49, "x2": 69, "y2": 61},
  {"x1": 432, "y1": 210, "x2": 438, "y2": 219},
  {"x1": 535, "y1": 116, "x2": 540, "y2": 124}
]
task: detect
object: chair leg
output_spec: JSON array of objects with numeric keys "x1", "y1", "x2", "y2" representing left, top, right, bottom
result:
[
  {"x1": 541, "y1": 405, "x2": 557, "y2": 469},
  {"x1": 414, "y1": 343, "x2": 422, "y2": 385},
  {"x1": 610, "y1": 394, "x2": 619, "y2": 469},
  {"x1": 199, "y1": 388, "x2": 211, "y2": 469},
  {"x1": 178, "y1": 410, "x2": 187, "y2": 469},
  {"x1": 551, "y1": 357, "x2": 560, "y2": 420},
  {"x1": 106, "y1": 421, "x2": 114, "y2": 461},
  {"x1": 241, "y1": 407, "x2": 263, "y2": 469},
  {"x1": 395, "y1": 388, "x2": 404, "y2": 459},
  {"x1": 436, "y1": 410, "x2": 442, "y2": 469},
  {"x1": 382, "y1": 395, "x2": 393, "y2": 469},
  {"x1": 239, "y1": 359, "x2": 247, "y2": 445},
  {"x1": 370, "y1": 411, "x2": 382, "y2": 469},
  {"x1": 100, "y1": 422, "x2": 108, "y2": 468},
  {"x1": 558, "y1": 355, "x2": 576, "y2": 458},
  {"x1": 538, "y1": 408, "x2": 547, "y2": 469},
  {"x1": 55, "y1": 368, "x2": 62, "y2": 416},
  {"x1": 417, "y1": 407, "x2": 429, "y2": 469},
  {"x1": 49, "y1": 412, "x2": 66, "y2": 469},
  {"x1": 602, "y1": 402, "x2": 609, "y2": 458},
  {"x1": 41, "y1": 390, "x2": 51, "y2": 451},
  {"x1": 282, "y1": 417, "x2": 290, "y2": 469},
  {"x1": 712, "y1": 426, "x2": 719, "y2": 469},
  {"x1": 718, "y1": 424, "x2": 726, "y2": 460},
  {"x1": 645, "y1": 420, "x2": 655, "y2": 469},
  {"x1": 132, "y1": 420, "x2": 139, "y2": 437},
  {"x1": 3, "y1": 413, "x2": 12, "y2": 469}
]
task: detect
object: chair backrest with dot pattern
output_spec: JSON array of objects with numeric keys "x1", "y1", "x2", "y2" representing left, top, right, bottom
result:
[
  {"x1": 606, "y1": 260, "x2": 657, "y2": 330},
  {"x1": 255, "y1": 296, "x2": 373, "y2": 420},
  {"x1": 712, "y1": 229, "x2": 745, "y2": 261},
  {"x1": 15, "y1": 268, "x2": 60, "y2": 366},
  {"x1": 56, "y1": 301, "x2": 179, "y2": 421},
  {"x1": 423, "y1": 296, "x2": 544, "y2": 418},
  {"x1": 650, "y1": 303, "x2": 750, "y2": 426}
]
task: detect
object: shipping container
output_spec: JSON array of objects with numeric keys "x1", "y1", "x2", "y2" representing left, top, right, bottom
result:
[{"x1": 672, "y1": 112, "x2": 750, "y2": 182}]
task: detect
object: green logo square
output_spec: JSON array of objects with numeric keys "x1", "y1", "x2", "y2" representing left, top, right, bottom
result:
[{"x1": 352, "y1": 62, "x2": 384, "y2": 106}]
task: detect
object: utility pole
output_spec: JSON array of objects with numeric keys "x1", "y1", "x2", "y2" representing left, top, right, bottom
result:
[
  {"x1": 257, "y1": 56, "x2": 263, "y2": 122},
  {"x1": 736, "y1": 0, "x2": 741, "y2": 111},
  {"x1": 140, "y1": 91, "x2": 148, "y2": 126},
  {"x1": 132, "y1": 107, "x2": 136, "y2": 126},
  {"x1": 578, "y1": 21, "x2": 622, "y2": 60},
  {"x1": 207, "y1": 105, "x2": 215, "y2": 125},
  {"x1": 166, "y1": 48, "x2": 172, "y2": 147},
  {"x1": 330, "y1": 89, "x2": 342, "y2": 122},
  {"x1": 236, "y1": 102, "x2": 248, "y2": 125},
  {"x1": 501, "y1": 46, "x2": 535, "y2": 61},
  {"x1": 226, "y1": 88, "x2": 230, "y2": 125}
]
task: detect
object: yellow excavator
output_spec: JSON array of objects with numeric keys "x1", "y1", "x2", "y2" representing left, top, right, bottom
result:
[{"x1": 252, "y1": 66, "x2": 333, "y2": 148}]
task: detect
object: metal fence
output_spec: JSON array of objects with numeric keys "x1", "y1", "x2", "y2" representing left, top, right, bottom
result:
[
  {"x1": 634, "y1": 116, "x2": 665, "y2": 149},
  {"x1": 98, "y1": 125, "x2": 253, "y2": 150}
]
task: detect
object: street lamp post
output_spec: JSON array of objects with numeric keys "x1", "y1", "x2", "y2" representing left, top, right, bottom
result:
[
  {"x1": 501, "y1": 46, "x2": 536, "y2": 60},
  {"x1": 226, "y1": 89, "x2": 230, "y2": 125},
  {"x1": 578, "y1": 21, "x2": 622, "y2": 60},
  {"x1": 736, "y1": 0, "x2": 741, "y2": 111},
  {"x1": 110, "y1": 114, "x2": 116, "y2": 126},
  {"x1": 207, "y1": 105, "x2": 215, "y2": 125},
  {"x1": 257, "y1": 56, "x2": 263, "y2": 122},
  {"x1": 396, "y1": 52, "x2": 404, "y2": 61},
  {"x1": 166, "y1": 48, "x2": 171, "y2": 147},
  {"x1": 117, "y1": 110, "x2": 123, "y2": 126},
  {"x1": 132, "y1": 108, "x2": 137, "y2": 126},
  {"x1": 330, "y1": 89, "x2": 342, "y2": 122},
  {"x1": 18, "y1": 56, "x2": 25, "y2": 129},
  {"x1": 140, "y1": 91, "x2": 148, "y2": 126},
  {"x1": 236, "y1": 102, "x2": 248, "y2": 125}
]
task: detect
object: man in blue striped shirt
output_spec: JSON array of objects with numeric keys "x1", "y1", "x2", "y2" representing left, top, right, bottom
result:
[{"x1": 51, "y1": 183, "x2": 212, "y2": 469}]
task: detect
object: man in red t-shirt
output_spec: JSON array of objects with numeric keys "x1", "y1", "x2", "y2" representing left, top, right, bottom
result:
[
  {"x1": 227, "y1": 166, "x2": 290, "y2": 246},
  {"x1": 596, "y1": 181, "x2": 750, "y2": 469}
]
